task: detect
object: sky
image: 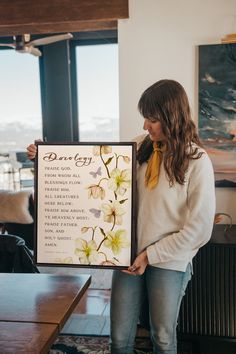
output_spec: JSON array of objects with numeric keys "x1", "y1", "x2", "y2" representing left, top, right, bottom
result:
[
  {"x1": 0, "y1": 50, "x2": 41, "y2": 127},
  {"x1": 76, "y1": 44, "x2": 119, "y2": 123},
  {"x1": 0, "y1": 43, "x2": 119, "y2": 144}
]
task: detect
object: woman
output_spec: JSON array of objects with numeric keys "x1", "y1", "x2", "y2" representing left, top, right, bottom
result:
[
  {"x1": 110, "y1": 79, "x2": 215, "y2": 354},
  {"x1": 27, "y1": 79, "x2": 215, "y2": 354}
]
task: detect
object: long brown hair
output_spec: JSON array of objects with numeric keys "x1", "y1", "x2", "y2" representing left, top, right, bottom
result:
[{"x1": 137, "y1": 79, "x2": 203, "y2": 186}]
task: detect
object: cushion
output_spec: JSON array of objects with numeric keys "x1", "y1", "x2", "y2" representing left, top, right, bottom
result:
[{"x1": 0, "y1": 190, "x2": 34, "y2": 224}]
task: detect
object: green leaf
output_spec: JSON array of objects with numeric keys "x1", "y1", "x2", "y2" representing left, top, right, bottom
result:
[
  {"x1": 99, "y1": 227, "x2": 106, "y2": 237},
  {"x1": 119, "y1": 198, "x2": 128, "y2": 204},
  {"x1": 105, "y1": 156, "x2": 114, "y2": 165}
]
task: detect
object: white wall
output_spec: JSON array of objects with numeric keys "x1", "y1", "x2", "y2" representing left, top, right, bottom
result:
[{"x1": 118, "y1": 0, "x2": 236, "y2": 222}]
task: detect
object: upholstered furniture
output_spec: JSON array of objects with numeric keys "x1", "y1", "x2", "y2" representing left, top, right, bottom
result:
[
  {"x1": 0, "y1": 190, "x2": 34, "y2": 249},
  {"x1": 9, "y1": 151, "x2": 34, "y2": 189}
]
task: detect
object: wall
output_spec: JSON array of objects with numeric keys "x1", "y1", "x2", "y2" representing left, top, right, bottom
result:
[{"x1": 118, "y1": 0, "x2": 236, "y2": 222}]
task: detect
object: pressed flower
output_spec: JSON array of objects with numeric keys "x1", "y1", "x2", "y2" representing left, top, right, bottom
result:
[
  {"x1": 87, "y1": 184, "x2": 105, "y2": 199},
  {"x1": 93, "y1": 145, "x2": 112, "y2": 156},
  {"x1": 104, "y1": 229, "x2": 130, "y2": 255},
  {"x1": 81, "y1": 227, "x2": 89, "y2": 233},
  {"x1": 108, "y1": 168, "x2": 131, "y2": 196},
  {"x1": 101, "y1": 200, "x2": 125, "y2": 225},
  {"x1": 100, "y1": 260, "x2": 118, "y2": 266},
  {"x1": 123, "y1": 155, "x2": 131, "y2": 163},
  {"x1": 75, "y1": 238, "x2": 99, "y2": 264}
]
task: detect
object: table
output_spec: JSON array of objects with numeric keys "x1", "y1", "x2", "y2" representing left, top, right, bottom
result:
[
  {"x1": 0, "y1": 321, "x2": 58, "y2": 354},
  {"x1": 0, "y1": 273, "x2": 91, "y2": 353}
]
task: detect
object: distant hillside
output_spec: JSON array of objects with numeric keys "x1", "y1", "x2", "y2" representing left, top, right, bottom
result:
[{"x1": 0, "y1": 121, "x2": 42, "y2": 153}]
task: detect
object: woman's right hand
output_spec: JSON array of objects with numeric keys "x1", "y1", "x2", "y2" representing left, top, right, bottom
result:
[
  {"x1": 27, "y1": 137, "x2": 44, "y2": 160},
  {"x1": 27, "y1": 143, "x2": 37, "y2": 160},
  {"x1": 27, "y1": 139, "x2": 43, "y2": 160}
]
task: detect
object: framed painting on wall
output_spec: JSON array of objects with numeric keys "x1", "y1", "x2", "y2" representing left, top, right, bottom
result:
[
  {"x1": 198, "y1": 43, "x2": 236, "y2": 187},
  {"x1": 35, "y1": 142, "x2": 136, "y2": 269}
]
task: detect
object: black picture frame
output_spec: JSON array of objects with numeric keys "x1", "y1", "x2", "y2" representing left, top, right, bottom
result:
[{"x1": 35, "y1": 142, "x2": 137, "y2": 269}]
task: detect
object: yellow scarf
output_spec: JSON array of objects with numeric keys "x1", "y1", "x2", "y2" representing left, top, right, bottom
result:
[{"x1": 145, "y1": 142, "x2": 164, "y2": 190}]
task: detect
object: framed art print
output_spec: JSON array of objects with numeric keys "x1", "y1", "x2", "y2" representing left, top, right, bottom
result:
[
  {"x1": 198, "y1": 43, "x2": 236, "y2": 187},
  {"x1": 35, "y1": 142, "x2": 136, "y2": 269}
]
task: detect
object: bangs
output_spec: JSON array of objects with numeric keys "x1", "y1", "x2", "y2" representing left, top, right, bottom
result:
[{"x1": 138, "y1": 91, "x2": 161, "y2": 120}]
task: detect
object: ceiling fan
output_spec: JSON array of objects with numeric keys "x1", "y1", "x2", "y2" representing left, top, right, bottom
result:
[{"x1": 0, "y1": 33, "x2": 73, "y2": 57}]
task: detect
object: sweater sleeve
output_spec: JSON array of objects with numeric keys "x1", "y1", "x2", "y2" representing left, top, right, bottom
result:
[{"x1": 146, "y1": 152, "x2": 216, "y2": 264}]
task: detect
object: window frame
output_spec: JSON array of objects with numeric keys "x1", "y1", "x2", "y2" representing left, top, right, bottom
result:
[
  {"x1": 0, "y1": 30, "x2": 118, "y2": 144},
  {"x1": 69, "y1": 30, "x2": 118, "y2": 141}
]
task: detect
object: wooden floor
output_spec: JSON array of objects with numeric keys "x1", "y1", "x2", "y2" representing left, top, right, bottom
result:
[
  {"x1": 61, "y1": 288, "x2": 149, "y2": 337},
  {"x1": 73, "y1": 289, "x2": 111, "y2": 316},
  {"x1": 61, "y1": 289, "x2": 111, "y2": 335}
]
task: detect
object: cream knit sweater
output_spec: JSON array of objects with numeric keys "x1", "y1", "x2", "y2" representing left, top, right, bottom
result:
[{"x1": 135, "y1": 134, "x2": 216, "y2": 272}]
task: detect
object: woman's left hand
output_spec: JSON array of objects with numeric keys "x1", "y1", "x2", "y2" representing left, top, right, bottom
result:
[{"x1": 123, "y1": 250, "x2": 149, "y2": 276}]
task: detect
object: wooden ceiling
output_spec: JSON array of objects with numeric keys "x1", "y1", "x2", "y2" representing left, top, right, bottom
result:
[{"x1": 0, "y1": 0, "x2": 129, "y2": 36}]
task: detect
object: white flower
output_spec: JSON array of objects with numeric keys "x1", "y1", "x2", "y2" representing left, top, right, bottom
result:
[
  {"x1": 108, "y1": 168, "x2": 131, "y2": 195},
  {"x1": 87, "y1": 184, "x2": 105, "y2": 199},
  {"x1": 101, "y1": 200, "x2": 125, "y2": 225},
  {"x1": 93, "y1": 145, "x2": 112, "y2": 156},
  {"x1": 75, "y1": 239, "x2": 99, "y2": 264},
  {"x1": 104, "y1": 229, "x2": 130, "y2": 255}
]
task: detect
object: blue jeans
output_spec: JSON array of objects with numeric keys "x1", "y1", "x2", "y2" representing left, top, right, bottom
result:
[{"x1": 110, "y1": 264, "x2": 191, "y2": 354}]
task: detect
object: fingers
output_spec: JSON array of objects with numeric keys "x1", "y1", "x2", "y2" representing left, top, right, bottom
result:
[
  {"x1": 128, "y1": 264, "x2": 140, "y2": 275},
  {"x1": 121, "y1": 264, "x2": 139, "y2": 276},
  {"x1": 127, "y1": 250, "x2": 149, "y2": 276},
  {"x1": 122, "y1": 269, "x2": 135, "y2": 275},
  {"x1": 27, "y1": 144, "x2": 36, "y2": 152},
  {"x1": 27, "y1": 144, "x2": 37, "y2": 160},
  {"x1": 128, "y1": 262, "x2": 147, "y2": 276},
  {"x1": 129, "y1": 265, "x2": 137, "y2": 272}
]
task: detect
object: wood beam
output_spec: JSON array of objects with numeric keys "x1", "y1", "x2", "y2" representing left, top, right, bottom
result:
[
  {"x1": 0, "y1": 20, "x2": 118, "y2": 36},
  {"x1": 0, "y1": 0, "x2": 128, "y2": 36}
]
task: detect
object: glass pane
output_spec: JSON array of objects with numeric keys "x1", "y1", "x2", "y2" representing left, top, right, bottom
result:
[
  {"x1": 76, "y1": 44, "x2": 119, "y2": 141},
  {"x1": 0, "y1": 49, "x2": 42, "y2": 153}
]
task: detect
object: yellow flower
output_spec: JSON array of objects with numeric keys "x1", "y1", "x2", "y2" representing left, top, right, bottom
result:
[
  {"x1": 75, "y1": 239, "x2": 99, "y2": 264},
  {"x1": 101, "y1": 200, "x2": 125, "y2": 225},
  {"x1": 104, "y1": 229, "x2": 130, "y2": 255},
  {"x1": 93, "y1": 145, "x2": 112, "y2": 156},
  {"x1": 108, "y1": 168, "x2": 131, "y2": 196},
  {"x1": 88, "y1": 184, "x2": 105, "y2": 199}
]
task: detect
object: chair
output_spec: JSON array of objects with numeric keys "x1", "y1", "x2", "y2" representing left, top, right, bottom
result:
[
  {"x1": 0, "y1": 234, "x2": 39, "y2": 273},
  {"x1": 0, "y1": 190, "x2": 35, "y2": 250}
]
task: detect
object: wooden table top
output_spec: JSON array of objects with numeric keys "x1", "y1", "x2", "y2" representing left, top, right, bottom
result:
[
  {"x1": 0, "y1": 273, "x2": 91, "y2": 329},
  {"x1": 0, "y1": 321, "x2": 58, "y2": 354}
]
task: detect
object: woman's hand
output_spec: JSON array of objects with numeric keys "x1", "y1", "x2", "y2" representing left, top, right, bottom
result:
[
  {"x1": 123, "y1": 250, "x2": 149, "y2": 276},
  {"x1": 27, "y1": 139, "x2": 43, "y2": 160},
  {"x1": 27, "y1": 144, "x2": 37, "y2": 160}
]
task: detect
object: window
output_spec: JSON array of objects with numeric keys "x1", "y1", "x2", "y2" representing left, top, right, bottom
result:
[
  {"x1": 75, "y1": 43, "x2": 119, "y2": 142},
  {"x1": 0, "y1": 49, "x2": 42, "y2": 153}
]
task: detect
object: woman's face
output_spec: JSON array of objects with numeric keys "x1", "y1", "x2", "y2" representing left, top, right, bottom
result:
[{"x1": 143, "y1": 118, "x2": 165, "y2": 142}]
